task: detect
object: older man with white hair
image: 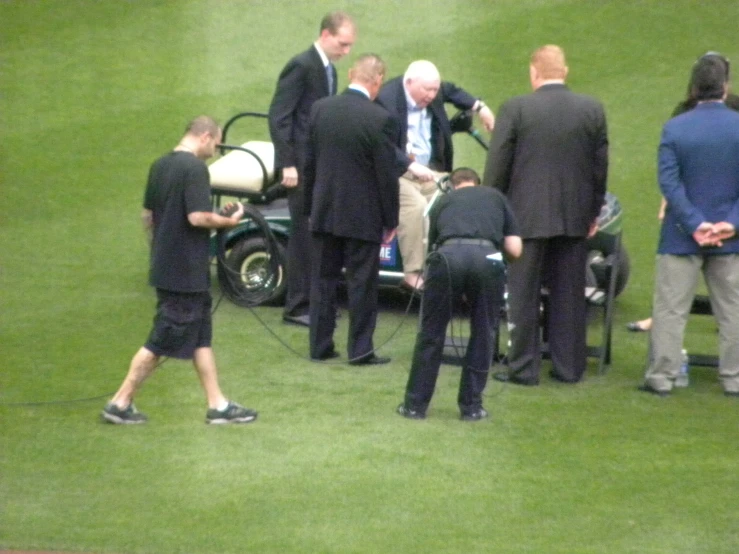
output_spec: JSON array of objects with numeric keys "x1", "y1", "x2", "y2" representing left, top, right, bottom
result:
[{"x1": 376, "y1": 60, "x2": 495, "y2": 291}]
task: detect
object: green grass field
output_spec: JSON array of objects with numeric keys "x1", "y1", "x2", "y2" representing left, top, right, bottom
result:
[{"x1": 2, "y1": 1, "x2": 739, "y2": 553}]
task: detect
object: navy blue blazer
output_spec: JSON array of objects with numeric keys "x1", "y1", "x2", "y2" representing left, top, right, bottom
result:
[
  {"x1": 658, "y1": 102, "x2": 739, "y2": 255},
  {"x1": 375, "y1": 76, "x2": 477, "y2": 173}
]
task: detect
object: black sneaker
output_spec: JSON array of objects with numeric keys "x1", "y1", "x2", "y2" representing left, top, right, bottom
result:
[
  {"x1": 460, "y1": 408, "x2": 489, "y2": 422},
  {"x1": 101, "y1": 403, "x2": 148, "y2": 424},
  {"x1": 205, "y1": 402, "x2": 258, "y2": 424},
  {"x1": 396, "y1": 403, "x2": 426, "y2": 420}
]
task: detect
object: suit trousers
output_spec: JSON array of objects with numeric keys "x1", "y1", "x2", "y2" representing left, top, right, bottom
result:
[
  {"x1": 397, "y1": 172, "x2": 444, "y2": 274},
  {"x1": 507, "y1": 236, "x2": 588, "y2": 382},
  {"x1": 644, "y1": 254, "x2": 739, "y2": 393},
  {"x1": 404, "y1": 244, "x2": 505, "y2": 414},
  {"x1": 283, "y1": 186, "x2": 312, "y2": 318},
  {"x1": 309, "y1": 232, "x2": 381, "y2": 361}
]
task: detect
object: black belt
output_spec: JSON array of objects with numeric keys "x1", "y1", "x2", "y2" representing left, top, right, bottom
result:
[{"x1": 440, "y1": 238, "x2": 495, "y2": 248}]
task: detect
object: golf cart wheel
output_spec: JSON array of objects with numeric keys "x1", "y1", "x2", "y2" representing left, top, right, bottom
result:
[{"x1": 221, "y1": 236, "x2": 286, "y2": 307}]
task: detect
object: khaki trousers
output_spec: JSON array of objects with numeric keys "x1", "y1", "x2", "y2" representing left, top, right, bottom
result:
[
  {"x1": 644, "y1": 254, "x2": 739, "y2": 393},
  {"x1": 397, "y1": 171, "x2": 446, "y2": 274}
]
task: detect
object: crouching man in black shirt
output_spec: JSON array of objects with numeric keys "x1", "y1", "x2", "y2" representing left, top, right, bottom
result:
[
  {"x1": 397, "y1": 168, "x2": 522, "y2": 421},
  {"x1": 102, "y1": 116, "x2": 257, "y2": 425}
]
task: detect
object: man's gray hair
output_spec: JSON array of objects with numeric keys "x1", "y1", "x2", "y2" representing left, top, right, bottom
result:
[{"x1": 404, "y1": 60, "x2": 440, "y2": 82}]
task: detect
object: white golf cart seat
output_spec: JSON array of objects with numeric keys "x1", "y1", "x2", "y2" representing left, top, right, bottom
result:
[{"x1": 209, "y1": 141, "x2": 275, "y2": 195}]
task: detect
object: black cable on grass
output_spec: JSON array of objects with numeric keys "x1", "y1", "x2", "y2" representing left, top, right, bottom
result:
[
  {"x1": 3, "y1": 209, "x2": 503, "y2": 404},
  {"x1": 0, "y1": 357, "x2": 170, "y2": 407},
  {"x1": 0, "y1": 204, "x2": 410, "y2": 404},
  {"x1": 244, "y1": 282, "x2": 420, "y2": 365}
]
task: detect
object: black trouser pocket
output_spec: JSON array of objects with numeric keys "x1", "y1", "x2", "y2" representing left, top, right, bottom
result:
[{"x1": 152, "y1": 301, "x2": 198, "y2": 350}]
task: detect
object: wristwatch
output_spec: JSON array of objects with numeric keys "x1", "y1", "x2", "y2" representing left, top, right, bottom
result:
[{"x1": 475, "y1": 101, "x2": 486, "y2": 113}]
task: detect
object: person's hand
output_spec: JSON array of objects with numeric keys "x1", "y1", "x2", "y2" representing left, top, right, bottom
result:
[
  {"x1": 587, "y1": 220, "x2": 598, "y2": 238},
  {"x1": 382, "y1": 228, "x2": 397, "y2": 244},
  {"x1": 408, "y1": 161, "x2": 434, "y2": 182},
  {"x1": 221, "y1": 201, "x2": 244, "y2": 221},
  {"x1": 281, "y1": 166, "x2": 299, "y2": 188},
  {"x1": 692, "y1": 222, "x2": 715, "y2": 246},
  {"x1": 477, "y1": 105, "x2": 495, "y2": 132},
  {"x1": 709, "y1": 221, "x2": 736, "y2": 247},
  {"x1": 657, "y1": 198, "x2": 667, "y2": 221}
]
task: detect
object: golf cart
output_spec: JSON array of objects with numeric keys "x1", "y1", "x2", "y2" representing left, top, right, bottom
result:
[{"x1": 209, "y1": 111, "x2": 630, "y2": 308}]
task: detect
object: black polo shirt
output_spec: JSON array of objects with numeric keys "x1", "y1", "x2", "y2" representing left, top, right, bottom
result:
[
  {"x1": 143, "y1": 151, "x2": 212, "y2": 292},
  {"x1": 429, "y1": 186, "x2": 519, "y2": 251}
]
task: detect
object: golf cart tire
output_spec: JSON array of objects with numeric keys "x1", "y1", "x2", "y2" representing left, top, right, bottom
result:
[{"x1": 221, "y1": 236, "x2": 287, "y2": 307}]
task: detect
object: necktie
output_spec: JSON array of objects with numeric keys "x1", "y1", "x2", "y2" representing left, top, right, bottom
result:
[{"x1": 326, "y1": 63, "x2": 334, "y2": 95}]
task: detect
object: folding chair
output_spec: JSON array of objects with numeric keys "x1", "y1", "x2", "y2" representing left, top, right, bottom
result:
[{"x1": 584, "y1": 230, "x2": 622, "y2": 373}]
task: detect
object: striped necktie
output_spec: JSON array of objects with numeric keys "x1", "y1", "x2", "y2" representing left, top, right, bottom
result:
[{"x1": 326, "y1": 63, "x2": 334, "y2": 95}]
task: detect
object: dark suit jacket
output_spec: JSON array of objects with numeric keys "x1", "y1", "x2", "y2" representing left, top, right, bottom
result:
[
  {"x1": 268, "y1": 45, "x2": 336, "y2": 170},
  {"x1": 483, "y1": 83, "x2": 608, "y2": 238},
  {"x1": 303, "y1": 89, "x2": 400, "y2": 243},
  {"x1": 375, "y1": 76, "x2": 477, "y2": 173},
  {"x1": 658, "y1": 102, "x2": 739, "y2": 255}
]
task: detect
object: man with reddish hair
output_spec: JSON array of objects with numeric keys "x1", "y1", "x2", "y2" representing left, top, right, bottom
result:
[{"x1": 483, "y1": 45, "x2": 609, "y2": 386}]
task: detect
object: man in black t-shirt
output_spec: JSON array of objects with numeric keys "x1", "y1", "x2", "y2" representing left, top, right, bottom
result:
[
  {"x1": 397, "y1": 168, "x2": 522, "y2": 421},
  {"x1": 102, "y1": 116, "x2": 258, "y2": 425}
]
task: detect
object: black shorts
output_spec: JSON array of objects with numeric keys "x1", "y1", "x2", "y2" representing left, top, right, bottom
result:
[{"x1": 145, "y1": 290, "x2": 212, "y2": 359}]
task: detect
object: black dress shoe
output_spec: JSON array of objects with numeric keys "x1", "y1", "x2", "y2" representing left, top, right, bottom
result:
[
  {"x1": 637, "y1": 383, "x2": 670, "y2": 397},
  {"x1": 724, "y1": 390, "x2": 739, "y2": 397},
  {"x1": 311, "y1": 350, "x2": 340, "y2": 361},
  {"x1": 549, "y1": 370, "x2": 580, "y2": 384},
  {"x1": 283, "y1": 314, "x2": 310, "y2": 327},
  {"x1": 460, "y1": 408, "x2": 489, "y2": 422},
  {"x1": 397, "y1": 403, "x2": 426, "y2": 420},
  {"x1": 492, "y1": 371, "x2": 538, "y2": 386},
  {"x1": 349, "y1": 354, "x2": 391, "y2": 366}
]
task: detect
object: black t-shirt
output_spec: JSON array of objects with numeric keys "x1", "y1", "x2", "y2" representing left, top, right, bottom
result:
[
  {"x1": 143, "y1": 151, "x2": 212, "y2": 292},
  {"x1": 429, "y1": 186, "x2": 519, "y2": 251}
]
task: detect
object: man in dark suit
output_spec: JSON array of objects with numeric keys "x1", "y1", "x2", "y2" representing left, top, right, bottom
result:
[
  {"x1": 268, "y1": 11, "x2": 356, "y2": 327},
  {"x1": 304, "y1": 54, "x2": 400, "y2": 365},
  {"x1": 640, "y1": 54, "x2": 739, "y2": 397},
  {"x1": 375, "y1": 60, "x2": 495, "y2": 291},
  {"x1": 483, "y1": 44, "x2": 609, "y2": 385}
]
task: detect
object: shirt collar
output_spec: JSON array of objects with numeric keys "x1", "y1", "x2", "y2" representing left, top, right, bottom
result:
[
  {"x1": 404, "y1": 86, "x2": 423, "y2": 112},
  {"x1": 348, "y1": 84, "x2": 370, "y2": 98},
  {"x1": 313, "y1": 42, "x2": 330, "y2": 68}
]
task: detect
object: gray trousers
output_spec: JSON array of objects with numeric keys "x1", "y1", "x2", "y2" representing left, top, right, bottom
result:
[{"x1": 644, "y1": 254, "x2": 739, "y2": 393}]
